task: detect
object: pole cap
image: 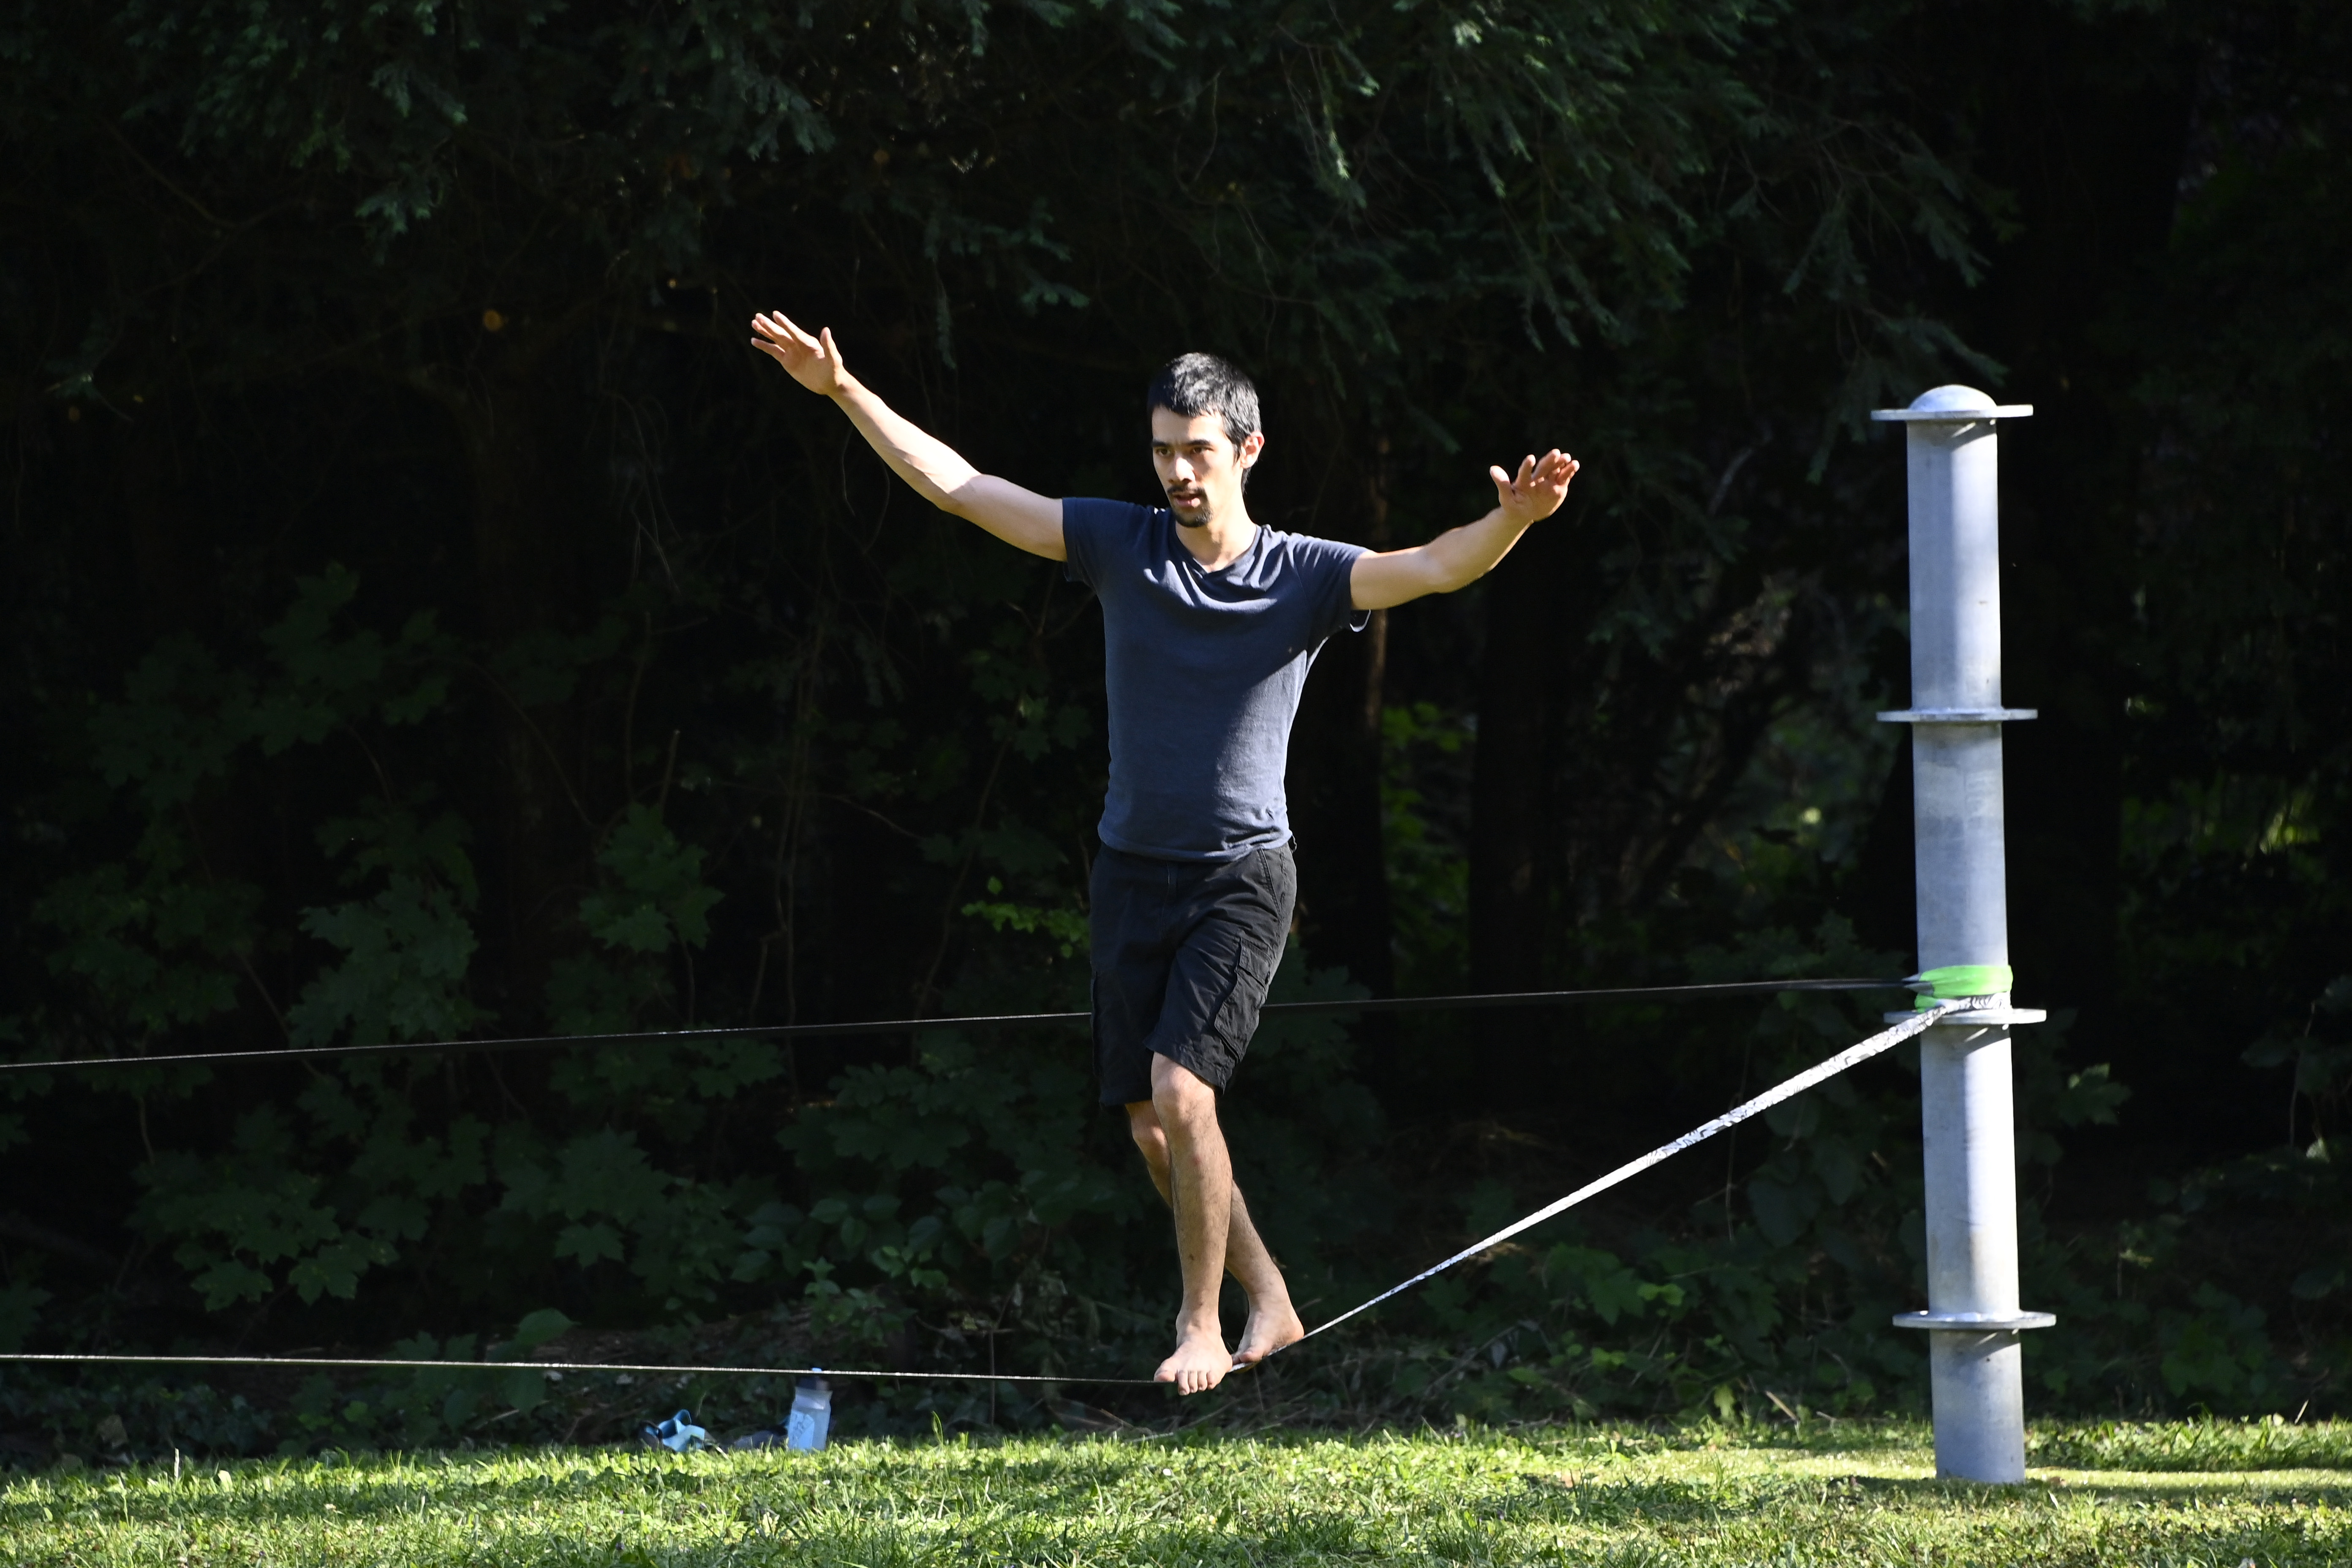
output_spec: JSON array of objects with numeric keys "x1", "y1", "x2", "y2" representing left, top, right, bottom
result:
[{"x1": 1870, "y1": 385, "x2": 2033, "y2": 422}]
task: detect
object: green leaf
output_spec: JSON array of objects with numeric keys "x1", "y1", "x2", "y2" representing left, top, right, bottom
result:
[
  {"x1": 508, "y1": 1308, "x2": 575, "y2": 1351},
  {"x1": 0, "y1": 1283, "x2": 50, "y2": 1353},
  {"x1": 580, "y1": 804, "x2": 723, "y2": 954},
  {"x1": 1747, "y1": 1173, "x2": 1822, "y2": 1247},
  {"x1": 553, "y1": 1222, "x2": 625, "y2": 1267},
  {"x1": 285, "y1": 874, "x2": 482, "y2": 1048}
]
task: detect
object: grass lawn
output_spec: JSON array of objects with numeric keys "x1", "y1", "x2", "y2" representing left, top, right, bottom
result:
[{"x1": 4, "y1": 1419, "x2": 2346, "y2": 1565}]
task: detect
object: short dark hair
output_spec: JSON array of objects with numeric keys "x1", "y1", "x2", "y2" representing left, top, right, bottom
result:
[{"x1": 1147, "y1": 352, "x2": 1261, "y2": 447}]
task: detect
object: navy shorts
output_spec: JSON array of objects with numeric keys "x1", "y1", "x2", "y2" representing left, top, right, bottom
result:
[{"x1": 1089, "y1": 841, "x2": 1297, "y2": 1107}]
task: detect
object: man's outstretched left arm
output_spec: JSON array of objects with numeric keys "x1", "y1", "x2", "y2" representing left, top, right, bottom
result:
[{"x1": 1350, "y1": 449, "x2": 1579, "y2": 610}]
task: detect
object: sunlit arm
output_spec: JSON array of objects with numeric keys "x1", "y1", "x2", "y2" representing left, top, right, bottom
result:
[
  {"x1": 1350, "y1": 449, "x2": 1579, "y2": 611},
  {"x1": 751, "y1": 311, "x2": 1064, "y2": 561}
]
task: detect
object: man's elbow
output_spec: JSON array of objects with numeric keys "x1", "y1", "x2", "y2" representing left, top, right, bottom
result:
[
  {"x1": 932, "y1": 479, "x2": 982, "y2": 521},
  {"x1": 1426, "y1": 558, "x2": 1485, "y2": 597}
]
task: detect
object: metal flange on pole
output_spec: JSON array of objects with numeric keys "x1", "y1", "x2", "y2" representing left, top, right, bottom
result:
[{"x1": 1872, "y1": 386, "x2": 2055, "y2": 1483}]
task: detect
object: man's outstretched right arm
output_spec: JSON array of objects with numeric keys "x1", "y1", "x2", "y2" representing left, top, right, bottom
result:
[{"x1": 750, "y1": 311, "x2": 1064, "y2": 561}]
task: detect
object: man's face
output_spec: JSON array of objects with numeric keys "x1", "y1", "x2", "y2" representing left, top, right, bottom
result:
[{"x1": 1150, "y1": 408, "x2": 1263, "y2": 528}]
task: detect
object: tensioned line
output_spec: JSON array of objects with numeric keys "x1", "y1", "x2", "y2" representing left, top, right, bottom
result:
[
  {"x1": 0, "y1": 1353, "x2": 1159, "y2": 1387},
  {"x1": 1261, "y1": 993, "x2": 1986, "y2": 1356},
  {"x1": 1, "y1": 977, "x2": 1904, "y2": 1075},
  {"x1": 1, "y1": 994, "x2": 1993, "y2": 1394}
]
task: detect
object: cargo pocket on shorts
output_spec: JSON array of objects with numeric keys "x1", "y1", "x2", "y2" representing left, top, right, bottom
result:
[
  {"x1": 1204, "y1": 849, "x2": 1293, "y2": 1056},
  {"x1": 1205, "y1": 929, "x2": 1284, "y2": 1056}
]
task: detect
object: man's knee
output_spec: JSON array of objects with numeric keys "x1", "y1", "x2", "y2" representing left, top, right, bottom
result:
[
  {"x1": 1149, "y1": 1054, "x2": 1218, "y2": 1129},
  {"x1": 1126, "y1": 1101, "x2": 1167, "y2": 1153}
]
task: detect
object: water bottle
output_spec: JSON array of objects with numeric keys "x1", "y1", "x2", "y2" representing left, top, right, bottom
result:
[{"x1": 784, "y1": 1376, "x2": 831, "y2": 1451}]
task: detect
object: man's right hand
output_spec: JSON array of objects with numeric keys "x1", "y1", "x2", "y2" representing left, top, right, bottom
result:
[
  {"x1": 746, "y1": 308, "x2": 1066, "y2": 561},
  {"x1": 750, "y1": 311, "x2": 846, "y2": 396}
]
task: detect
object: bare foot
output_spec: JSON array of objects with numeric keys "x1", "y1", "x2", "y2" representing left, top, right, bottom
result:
[
  {"x1": 1154, "y1": 1322, "x2": 1233, "y2": 1396},
  {"x1": 1230, "y1": 1302, "x2": 1306, "y2": 1369}
]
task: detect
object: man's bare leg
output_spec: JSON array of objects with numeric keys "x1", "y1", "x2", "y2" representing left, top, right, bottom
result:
[
  {"x1": 1141, "y1": 1056, "x2": 1232, "y2": 1393},
  {"x1": 1220, "y1": 1175, "x2": 1308, "y2": 1367},
  {"x1": 1126, "y1": 1104, "x2": 1306, "y2": 1367},
  {"x1": 1129, "y1": 1059, "x2": 1306, "y2": 1390}
]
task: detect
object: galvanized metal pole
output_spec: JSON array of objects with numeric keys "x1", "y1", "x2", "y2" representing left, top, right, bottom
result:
[{"x1": 1872, "y1": 386, "x2": 2054, "y2": 1483}]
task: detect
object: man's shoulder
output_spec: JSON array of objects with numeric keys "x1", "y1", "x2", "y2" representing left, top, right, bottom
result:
[
  {"x1": 1064, "y1": 497, "x2": 1165, "y2": 540},
  {"x1": 1260, "y1": 526, "x2": 1369, "y2": 572},
  {"x1": 1062, "y1": 498, "x2": 1167, "y2": 589}
]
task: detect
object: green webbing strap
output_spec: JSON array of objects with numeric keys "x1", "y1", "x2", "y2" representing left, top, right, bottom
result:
[{"x1": 1908, "y1": 964, "x2": 2014, "y2": 1010}]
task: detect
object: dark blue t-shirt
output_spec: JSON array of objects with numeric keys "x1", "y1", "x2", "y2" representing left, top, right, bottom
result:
[{"x1": 1062, "y1": 498, "x2": 1368, "y2": 861}]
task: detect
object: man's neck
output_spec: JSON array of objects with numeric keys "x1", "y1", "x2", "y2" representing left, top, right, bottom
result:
[{"x1": 1173, "y1": 504, "x2": 1258, "y2": 572}]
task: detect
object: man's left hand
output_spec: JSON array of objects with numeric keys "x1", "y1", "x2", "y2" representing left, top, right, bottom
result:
[
  {"x1": 1349, "y1": 447, "x2": 1581, "y2": 611},
  {"x1": 1489, "y1": 449, "x2": 1579, "y2": 524}
]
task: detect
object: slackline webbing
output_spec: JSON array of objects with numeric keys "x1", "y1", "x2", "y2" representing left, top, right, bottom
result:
[
  {"x1": 0, "y1": 993, "x2": 2001, "y2": 1394},
  {"x1": 1261, "y1": 992, "x2": 1987, "y2": 1357},
  {"x1": 0, "y1": 977, "x2": 1906, "y2": 1076}
]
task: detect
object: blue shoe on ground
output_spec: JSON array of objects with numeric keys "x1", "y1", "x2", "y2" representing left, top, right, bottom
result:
[{"x1": 640, "y1": 1409, "x2": 716, "y2": 1452}]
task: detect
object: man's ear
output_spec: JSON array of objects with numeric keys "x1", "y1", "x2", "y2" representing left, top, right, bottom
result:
[{"x1": 1238, "y1": 430, "x2": 1266, "y2": 469}]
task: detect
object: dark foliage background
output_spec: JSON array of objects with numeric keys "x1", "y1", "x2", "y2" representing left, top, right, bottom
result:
[{"x1": 1, "y1": 0, "x2": 2346, "y2": 1455}]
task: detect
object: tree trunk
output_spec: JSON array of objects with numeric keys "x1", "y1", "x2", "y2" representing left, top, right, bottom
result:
[
  {"x1": 1290, "y1": 605, "x2": 1394, "y2": 994},
  {"x1": 418, "y1": 340, "x2": 602, "y2": 1010},
  {"x1": 120, "y1": 401, "x2": 208, "y2": 645},
  {"x1": 1468, "y1": 513, "x2": 1563, "y2": 1097},
  {"x1": 1285, "y1": 430, "x2": 1396, "y2": 1000},
  {"x1": 1469, "y1": 562, "x2": 1549, "y2": 997}
]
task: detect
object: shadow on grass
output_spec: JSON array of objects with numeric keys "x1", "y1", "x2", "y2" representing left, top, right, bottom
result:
[
  {"x1": 1804, "y1": 1470, "x2": 2352, "y2": 1507},
  {"x1": 2031, "y1": 1419, "x2": 2352, "y2": 1472}
]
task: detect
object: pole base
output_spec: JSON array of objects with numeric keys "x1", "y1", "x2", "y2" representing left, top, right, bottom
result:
[{"x1": 1922, "y1": 1328, "x2": 2032, "y2": 1482}]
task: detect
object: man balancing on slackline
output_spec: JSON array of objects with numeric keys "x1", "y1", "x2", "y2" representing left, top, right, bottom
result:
[{"x1": 749, "y1": 310, "x2": 1577, "y2": 1394}]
